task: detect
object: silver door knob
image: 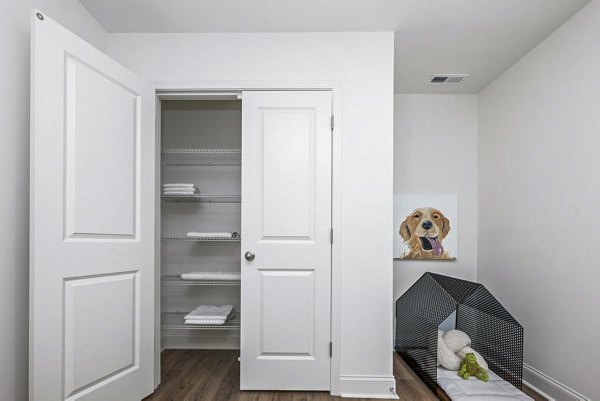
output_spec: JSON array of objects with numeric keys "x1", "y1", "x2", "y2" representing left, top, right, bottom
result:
[{"x1": 245, "y1": 251, "x2": 255, "y2": 261}]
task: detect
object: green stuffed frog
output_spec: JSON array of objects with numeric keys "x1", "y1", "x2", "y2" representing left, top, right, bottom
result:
[{"x1": 457, "y1": 352, "x2": 489, "y2": 382}]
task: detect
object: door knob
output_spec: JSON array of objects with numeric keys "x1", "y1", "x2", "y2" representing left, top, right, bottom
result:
[{"x1": 245, "y1": 251, "x2": 255, "y2": 261}]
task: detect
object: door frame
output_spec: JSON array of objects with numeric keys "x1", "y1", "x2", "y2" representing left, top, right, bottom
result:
[{"x1": 154, "y1": 81, "x2": 343, "y2": 395}]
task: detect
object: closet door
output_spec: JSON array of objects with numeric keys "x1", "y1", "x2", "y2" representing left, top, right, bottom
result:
[
  {"x1": 30, "y1": 11, "x2": 155, "y2": 401},
  {"x1": 241, "y1": 91, "x2": 332, "y2": 390}
]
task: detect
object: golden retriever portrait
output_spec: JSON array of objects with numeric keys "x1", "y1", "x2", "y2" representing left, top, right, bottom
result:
[{"x1": 399, "y1": 207, "x2": 452, "y2": 260}]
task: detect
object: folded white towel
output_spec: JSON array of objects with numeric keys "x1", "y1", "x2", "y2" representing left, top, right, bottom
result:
[
  {"x1": 185, "y1": 318, "x2": 226, "y2": 325},
  {"x1": 185, "y1": 304, "x2": 233, "y2": 321},
  {"x1": 181, "y1": 272, "x2": 241, "y2": 281},
  {"x1": 163, "y1": 188, "x2": 198, "y2": 195},
  {"x1": 163, "y1": 187, "x2": 198, "y2": 192},
  {"x1": 163, "y1": 183, "x2": 196, "y2": 188},
  {"x1": 163, "y1": 191, "x2": 198, "y2": 196},
  {"x1": 186, "y1": 232, "x2": 235, "y2": 238},
  {"x1": 163, "y1": 184, "x2": 199, "y2": 194}
]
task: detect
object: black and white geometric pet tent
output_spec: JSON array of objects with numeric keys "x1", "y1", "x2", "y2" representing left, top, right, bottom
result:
[{"x1": 395, "y1": 272, "x2": 523, "y2": 391}]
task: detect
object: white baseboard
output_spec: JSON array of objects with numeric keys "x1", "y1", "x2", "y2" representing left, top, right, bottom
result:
[
  {"x1": 523, "y1": 364, "x2": 589, "y2": 401},
  {"x1": 338, "y1": 375, "x2": 398, "y2": 399}
]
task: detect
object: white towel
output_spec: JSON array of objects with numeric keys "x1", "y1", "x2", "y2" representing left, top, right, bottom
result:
[
  {"x1": 163, "y1": 184, "x2": 198, "y2": 194},
  {"x1": 186, "y1": 232, "x2": 235, "y2": 238},
  {"x1": 163, "y1": 183, "x2": 196, "y2": 188},
  {"x1": 163, "y1": 188, "x2": 199, "y2": 196},
  {"x1": 184, "y1": 304, "x2": 233, "y2": 321},
  {"x1": 163, "y1": 187, "x2": 198, "y2": 192},
  {"x1": 181, "y1": 272, "x2": 241, "y2": 281},
  {"x1": 164, "y1": 186, "x2": 197, "y2": 190},
  {"x1": 185, "y1": 319, "x2": 226, "y2": 325},
  {"x1": 163, "y1": 191, "x2": 198, "y2": 196}
]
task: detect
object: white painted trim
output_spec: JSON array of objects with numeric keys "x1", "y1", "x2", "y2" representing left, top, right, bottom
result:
[
  {"x1": 339, "y1": 375, "x2": 398, "y2": 399},
  {"x1": 151, "y1": 80, "x2": 339, "y2": 91},
  {"x1": 157, "y1": 91, "x2": 241, "y2": 100},
  {"x1": 523, "y1": 380, "x2": 556, "y2": 401},
  {"x1": 153, "y1": 96, "x2": 162, "y2": 389},
  {"x1": 151, "y1": 80, "x2": 344, "y2": 395},
  {"x1": 523, "y1": 364, "x2": 590, "y2": 401},
  {"x1": 329, "y1": 83, "x2": 343, "y2": 397},
  {"x1": 29, "y1": 11, "x2": 38, "y2": 401}
]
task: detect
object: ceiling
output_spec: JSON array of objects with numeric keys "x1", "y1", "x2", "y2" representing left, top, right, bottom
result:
[{"x1": 80, "y1": 0, "x2": 590, "y2": 93}]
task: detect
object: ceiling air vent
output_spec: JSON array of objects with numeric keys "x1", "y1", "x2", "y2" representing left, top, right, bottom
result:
[{"x1": 430, "y1": 74, "x2": 470, "y2": 84}]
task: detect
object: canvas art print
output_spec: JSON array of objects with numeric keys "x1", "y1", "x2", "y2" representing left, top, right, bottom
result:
[{"x1": 394, "y1": 194, "x2": 457, "y2": 260}]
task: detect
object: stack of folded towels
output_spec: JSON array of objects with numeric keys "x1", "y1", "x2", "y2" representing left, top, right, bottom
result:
[
  {"x1": 162, "y1": 183, "x2": 199, "y2": 196},
  {"x1": 181, "y1": 272, "x2": 241, "y2": 281},
  {"x1": 186, "y1": 231, "x2": 239, "y2": 239},
  {"x1": 184, "y1": 304, "x2": 234, "y2": 325}
]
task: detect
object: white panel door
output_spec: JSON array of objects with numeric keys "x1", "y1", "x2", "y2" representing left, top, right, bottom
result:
[
  {"x1": 241, "y1": 91, "x2": 332, "y2": 390},
  {"x1": 30, "y1": 11, "x2": 155, "y2": 401}
]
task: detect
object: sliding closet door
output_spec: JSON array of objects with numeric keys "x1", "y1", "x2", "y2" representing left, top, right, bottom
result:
[
  {"x1": 30, "y1": 11, "x2": 155, "y2": 401},
  {"x1": 241, "y1": 91, "x2": 332, "y2": 390}
]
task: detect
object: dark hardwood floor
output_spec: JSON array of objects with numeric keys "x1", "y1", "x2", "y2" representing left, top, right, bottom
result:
[
  {"x1": 144, "y1": 350, "x2": 438, "y2": 401},
  {"x1": 144, "y1": 349, "x2": 545, "y2": 401}
]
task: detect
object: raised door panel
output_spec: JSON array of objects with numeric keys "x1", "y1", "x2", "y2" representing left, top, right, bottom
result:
[
  {"x1": 260, "y1": 109, "x2": 315, "y2": 240},
  {"x1": 65, "y1": 56, "x2": 139, "y2": 240},
  {"x1": 259, "y1": 270, "x2": 315, "y2": 357},
  {"x1": 64, "y1": 272, "x2": 139, "y2": 399}
]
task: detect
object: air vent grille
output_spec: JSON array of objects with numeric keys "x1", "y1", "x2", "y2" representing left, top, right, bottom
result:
[
  {"x1": 430, "y1": 74, "x2": 470, "y2": 84},
  {"x1": 431, "y1": 76, "x2": 448, "y2": 83}
]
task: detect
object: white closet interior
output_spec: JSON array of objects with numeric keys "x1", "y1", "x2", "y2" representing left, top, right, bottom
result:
[{"x1": 160, "y1": 98, "x2": 242, "y2": 350}]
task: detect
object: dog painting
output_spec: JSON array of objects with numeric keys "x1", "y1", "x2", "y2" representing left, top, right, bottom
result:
[{"x1": 394, "y1": 195, "x2": 457, "y2": 260}]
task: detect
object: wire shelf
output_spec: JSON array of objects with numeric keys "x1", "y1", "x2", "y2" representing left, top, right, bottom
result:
[
  {"x1": 162, "y1": 312, "x2": 240, "y2": 332},
  {"x1": 161, "y1": 275, "x2": 241, "y2": 286},
  {"x1": 162, "y1": 149, "x2": 241, "y2": 167},
  {"x1": 161, "y1": 194, "x2": 241, "y2": 203},
  {"x1": 161, "y1": 234, "x2": 240, "y2": 242}
]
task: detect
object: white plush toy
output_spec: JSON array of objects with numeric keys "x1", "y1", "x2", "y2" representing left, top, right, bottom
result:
[
  {"x1": 443, "y1": 329, "x2": 471, "y2": 353},
  {"x1": 437, "y1": 329, "x2": 488, "y2": 371},
  {"x1": 437, "y1": 330, "x2": 462, "y2": 370}
]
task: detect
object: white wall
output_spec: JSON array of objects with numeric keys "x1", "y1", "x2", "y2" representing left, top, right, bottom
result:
[
  {"x1": 0, "y1": 3, "x2": 106, "y2": 400},
  {"x1": 107, "y1": 32, "x2": 395, "y2": 397},
  {"x1": 478, "y1": 1, "x2": 600, "y2": 399},
  {"x1": 393, "y1": 95, "x2": 478, "y2": 300}
]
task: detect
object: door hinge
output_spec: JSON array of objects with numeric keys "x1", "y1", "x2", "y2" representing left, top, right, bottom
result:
[
  {"x1": 331, "y1": 115, "x2": 334, "y2": 131},
  {"x1": 330, "y1": 342, "x2": 333, "y2": 357},
  {"x1": 330, "y1": 228, "x2": 333, "y2": 244}
]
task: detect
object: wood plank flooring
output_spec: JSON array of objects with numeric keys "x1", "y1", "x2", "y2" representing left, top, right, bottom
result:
[
  {"x1": 144, "y1": 349, "x2": 545, "y2": 401},
  {"x1": 144, "y1": 350, "x2": 438, "y2": 401}
]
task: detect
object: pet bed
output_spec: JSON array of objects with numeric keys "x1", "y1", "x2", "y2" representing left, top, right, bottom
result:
[
  {"x1": 436, "y1": 367, "x2": 532, "y2": 401},
  {"x1": 395, "y1": 273, "x2": 524, "y2": 391}
]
